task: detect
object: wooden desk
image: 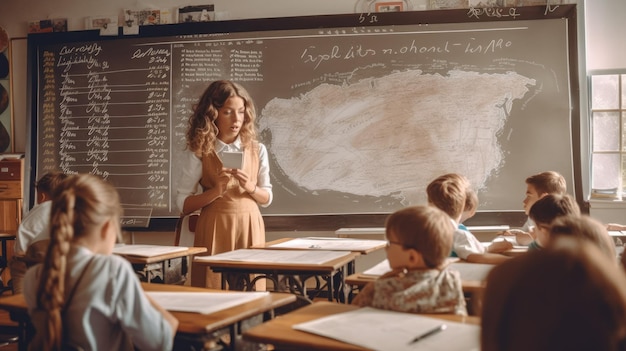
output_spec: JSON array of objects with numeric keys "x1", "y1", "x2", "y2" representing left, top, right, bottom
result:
[
  {"x1": 254, "y1": 237, "x2": 386, "y2": 255},
  {"x1": 195, "y1": 249, "x2": 360, "y2": 303},
  {"x1": 253, "y1": 237, "x2": 387, "y2": 277},
  {"x1": 243, "y1": 301, "x2": 479, "y2": 351},
  {"x1": 0, "y1": 282, "x2": 297, "y2": 351},
  {"x1": 115, "y1": 246, "x2": 207, "y2": 284}
]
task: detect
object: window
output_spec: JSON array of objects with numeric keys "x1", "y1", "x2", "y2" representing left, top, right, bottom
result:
[{"x1": 590, "y1": 73, "x2": 626, "y2": 200}]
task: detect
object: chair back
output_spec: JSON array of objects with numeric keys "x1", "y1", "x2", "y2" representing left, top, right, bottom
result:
[{"x1": 174, "y1": 213, "x2": 199, "y2": 246}]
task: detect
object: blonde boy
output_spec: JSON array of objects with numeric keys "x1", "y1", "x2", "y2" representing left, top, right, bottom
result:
[
  {"x1": 352, "y1": 205, "x2": 467, "y2": 315},
  {"x1": 426, "y1": 173, "x2": 510, "y2": 264}
]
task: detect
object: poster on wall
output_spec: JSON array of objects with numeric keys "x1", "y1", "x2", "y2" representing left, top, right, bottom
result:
[
  {"x1": 0, "y1": 78, "x2": 11, "y2": 153},
  {"x1": 0, "y1": 25, "x2": 11, "y2": 153}
]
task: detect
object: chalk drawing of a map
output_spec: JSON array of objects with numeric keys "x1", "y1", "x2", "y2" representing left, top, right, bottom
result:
[{"x1": 259, "y1": 69, "x2": 535, "y2": 204}]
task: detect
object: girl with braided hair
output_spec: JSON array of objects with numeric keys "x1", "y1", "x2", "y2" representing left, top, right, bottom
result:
[{"x1": 23, "y1": 174, "x2": 178, "y2": 351}]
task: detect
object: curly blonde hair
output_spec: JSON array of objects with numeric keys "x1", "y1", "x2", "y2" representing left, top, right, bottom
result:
[{"x1": 186, "y1": 80, "x2": 258, "y2": 155}]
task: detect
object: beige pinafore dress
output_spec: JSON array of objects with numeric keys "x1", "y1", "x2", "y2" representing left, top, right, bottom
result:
[{"x1": 190, "y1": 142, "x2": 266, "y2": 289}]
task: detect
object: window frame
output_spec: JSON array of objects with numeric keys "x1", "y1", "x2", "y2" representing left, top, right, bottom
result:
[{"x1": 589, "y1": 71, "x2": 626, "y2": 200}]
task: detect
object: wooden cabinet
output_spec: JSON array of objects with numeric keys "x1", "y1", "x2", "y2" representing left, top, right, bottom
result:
[{"x1": 0, "y1": 158, "x2": 24, "y2": 288}]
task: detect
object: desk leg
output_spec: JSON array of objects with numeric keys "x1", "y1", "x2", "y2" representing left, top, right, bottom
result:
[{"x1": 333, "y1": 265, "x2": 351, "y2": 303}]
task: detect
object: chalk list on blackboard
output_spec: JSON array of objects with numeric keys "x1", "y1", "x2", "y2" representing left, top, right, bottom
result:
[
  {"x1": 28, "y1": 6, "x2": 580, "y2": 226},
  {"x1": 39, "y1": 42, "x2": 172, "y2": 226}
]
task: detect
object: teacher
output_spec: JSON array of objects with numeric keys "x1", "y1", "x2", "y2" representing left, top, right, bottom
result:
[{"x1": 176, "y1": 80, "x2": 272, "y2": 288}]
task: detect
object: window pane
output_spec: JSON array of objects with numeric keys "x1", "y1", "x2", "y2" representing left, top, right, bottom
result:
[
  {"x1": 592, "y1": 153, "x2": 620, "y2": 191},
  {"x1": 592, "y1": 74, "x2": 619, "y2": 109},
  {"x1": 622, "y1": 74, "x2": 626, "y2": 109},
  {"x1": 622, "y1": 155, "x2": 626, "y2": 195},
  {"x1": 623, "y1": 111, "x2": 626, "y2": 152},
  {"x1": 592, "y1": 111, "x2": 619, "y2": 151}
]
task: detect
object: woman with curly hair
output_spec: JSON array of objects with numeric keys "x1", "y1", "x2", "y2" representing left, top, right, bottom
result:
[{"x1": 176, "y1": 80, "x2": 272, "y2": 288}]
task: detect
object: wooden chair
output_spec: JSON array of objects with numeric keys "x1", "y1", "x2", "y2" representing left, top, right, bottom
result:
[{"x1": 174, "y1": 213, "x2": 199, "y2": 247}]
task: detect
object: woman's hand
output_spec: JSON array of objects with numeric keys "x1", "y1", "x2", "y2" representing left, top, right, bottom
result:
[
  {"x1": 215, "y1": 168, "x2": 231, "y2": 195},
  {"x1": 229, "y1": 168, "x2": 256, "y2": 193}
]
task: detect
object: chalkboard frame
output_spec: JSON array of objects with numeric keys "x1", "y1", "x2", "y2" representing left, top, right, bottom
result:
[{"x1": 26, "y1": 4, "x2": 581, "y2": 231}]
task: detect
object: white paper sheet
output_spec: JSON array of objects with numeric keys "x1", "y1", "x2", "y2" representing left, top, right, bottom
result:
[
  {"x1": 448, "y1": 262, "x2": 494, "y2": 281},
  {"x1": 293, "y1": 307, "x2": 480, "y2": 351},
  {"x1": 195, "y1": 249, "x2": 349, "y2": 265},
  {"x1": 362, "y1": 259, "x2": 391, "y2": 276},
  {"x1": 361, "y1": 259, "x2": 489, "y2": 282},
  {"x1": 270, "y1": 237, "x2": 387, "y2": 251},
  {"x1": 146, "y1": 291, "x2": 269, "y2": 314},
  {"x1": 221, "y1": 151, "x2": 243, "y2": 169},
  {"x1": 335, "y1": 227, "x2": 385, "y2": 235},
  {"x1": 112, "y1": 244, "x2": 188, "y2": 257}
]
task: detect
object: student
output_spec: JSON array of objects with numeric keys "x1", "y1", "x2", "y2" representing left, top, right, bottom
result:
[
  {"x1": 526, "y1": 193, "x2": 581, "y2": 251},
  {"x1": 351, "y1": 205, "x2": 467, "y2": 315},
  {"x1": 504, "y1": 171, "x2": 567, "y2": 245},
  {"x1": 549, "y1": 214, "x2": 617, "y2": 264},
  {"x1": 458, "y1": 186, "x2": 478, "y2": 231},
  {"x1": 176, "y1": 80, "x2": 272, "y2": 289},
  {"x1": 9, "y1": 171, "x2": 68, "y2": 293},
  {"x1": 13, "y1": 172, "x2": 67, "y2": 256},
  {"x1": 23, "y1": 174, "x2": 178, "y2": 350},
  {"x1": 426, "y1": 173, "x2": 510, "y2": 264},
  {"x1": 481, "y1": 237, "x2": 626, "y2": 351}
]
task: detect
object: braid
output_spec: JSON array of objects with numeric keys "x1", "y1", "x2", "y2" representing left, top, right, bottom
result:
[
  {"x1": 33, "y1": 174, "x2": 123, "y2": 351},
  {"x1": 36, "y1": 186, "x2": 76, "y2": 351}
]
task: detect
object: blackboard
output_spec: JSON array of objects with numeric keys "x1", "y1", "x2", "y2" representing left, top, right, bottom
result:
[{"x1": 26, "y1": 5, "x2": 581, "y2": 230}]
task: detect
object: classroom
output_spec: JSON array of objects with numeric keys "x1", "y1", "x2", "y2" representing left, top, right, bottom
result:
[{"x1": 1, "y1": 0, "x2": 626, "y2": 350}]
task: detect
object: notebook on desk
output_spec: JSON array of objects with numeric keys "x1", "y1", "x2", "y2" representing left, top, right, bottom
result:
[{"x1": 293, "y1": 306, "x2": 479, "y2": 351}]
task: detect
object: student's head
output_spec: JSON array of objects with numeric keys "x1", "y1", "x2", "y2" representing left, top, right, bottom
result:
[
  {"x1": 187, "y1": 80, "x2": 257, "y2": 154},
  {"x1": 523, "y1": 171, "x2": 567, "y2": 214},
  {"x1": 481, "y1": 237, "x2": 626, "y2": 351},
  {"x1": 36, "y1": 174, "x2": 123, "y2": 348},
  {"x1": 528, "y1": 194, "x2": 580, "y2": 247},
  {"x1": 34, "y1": 171, "x2": 68, "y2": 203},
  {"x1": 550, "y1": 215, "x2": 617, "y2": 264},
  {"x1": 426, "y1": 173, "x2": 469, "y2": 222},
  {"x1": 460, "y1": 187, "x2": 478, "y2": 223},
  {"x1": 385, "y1": 205, "x2": 455, "y2": 269}
]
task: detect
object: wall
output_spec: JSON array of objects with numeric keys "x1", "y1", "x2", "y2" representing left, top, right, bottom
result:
[
  {"x1": 2, "y1": 0, "x2": 626, "y2": 242},
  {"x1": 584, "y1": 0, "x2": 626, "y2": 71}
]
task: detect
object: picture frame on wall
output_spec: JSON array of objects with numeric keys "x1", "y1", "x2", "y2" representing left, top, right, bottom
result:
[
  {"x1": 375, "y1": 2, "x2": 404, "y2": 12},
  {"x1": 0, "y1": 74, "x2": 12, "y2": 153},
  {"x1": 355, "y1": 0, "x2": 413, "y2": 12}
]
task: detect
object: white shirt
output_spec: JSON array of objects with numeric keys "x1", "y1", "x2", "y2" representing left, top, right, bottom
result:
[
  {"x1": 24, "y1": 246, "x2": 174, "y2": 351},
  {"x1": 176, "y1": 137, "x2": 273, "y2": 211},
  {"x1": 520, "y1": 217, "x2": 535, "y2": 232},
  {"x1": 451, "y1": 219, "x2": 486, "y2": 260},
  {"x1": 14, "y1": 201, "x2": 51, "y2": 255}
]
